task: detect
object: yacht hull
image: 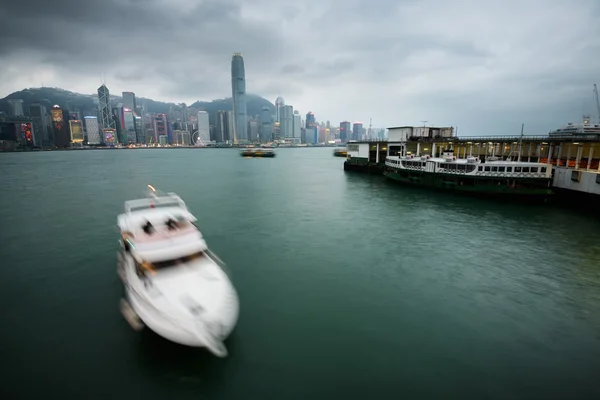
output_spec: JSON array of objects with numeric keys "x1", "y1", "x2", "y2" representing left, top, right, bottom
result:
[{"x1": 118, "y1": 252, "x2": 239, "y2": 356}]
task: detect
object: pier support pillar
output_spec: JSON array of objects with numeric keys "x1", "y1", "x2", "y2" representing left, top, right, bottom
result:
[
  {"x1": 376, "y1": 143, "x2": 380, "y2": 164},
  {"x1": 547, "y1": 144, "x2": 553, "y2": 164},
  {"x1": 556, "y1": 145, "x2": 562, "y2": 167},
  {"x1": 587, "y1": 146, "x2": 593, "y2": 170},
  {"x1": 576, "y1": 145, "x2": 583, "y2": 170},
  {"x1": 528, "y1": 143, "x2": 532, "y2": 162},
  {"x1": 417, "y1": 142, "x2": 420, "y2": 156},
  {"x1": 432, "y1": 142, "x2": 436, "y2": 157},
  {"x1": 566, "y1": 145, "x2": 572, "y2": 168}
]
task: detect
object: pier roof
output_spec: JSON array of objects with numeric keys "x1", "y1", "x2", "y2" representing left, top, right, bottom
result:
[{"x1": 356, "y1": 135, "x2": 600, "y2": 144}]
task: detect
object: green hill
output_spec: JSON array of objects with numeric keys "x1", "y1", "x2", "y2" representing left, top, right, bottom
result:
[{"x1": 0, "y1": 87, "x2": 275, "y2": 120}]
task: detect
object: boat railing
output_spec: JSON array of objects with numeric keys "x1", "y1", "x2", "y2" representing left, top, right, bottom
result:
[{"x1": 205, "y1": 248, "x2": 232, "y2": 277}]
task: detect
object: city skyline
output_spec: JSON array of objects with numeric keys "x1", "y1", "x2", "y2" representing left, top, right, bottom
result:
[{"x1": 0, "y1": 0, "x2": 599, "y2": 135}]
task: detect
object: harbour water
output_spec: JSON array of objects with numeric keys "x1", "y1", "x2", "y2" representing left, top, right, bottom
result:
[{"x1": 1, "y1": 148, "x2": 600, "y2": 399}]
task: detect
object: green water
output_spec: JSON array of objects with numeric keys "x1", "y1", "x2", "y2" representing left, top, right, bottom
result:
[{"x1": 1, "y1": 148, "x2": 600, "y2": 399}]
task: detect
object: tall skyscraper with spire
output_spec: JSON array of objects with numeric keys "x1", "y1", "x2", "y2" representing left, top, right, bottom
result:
[
  {"x1": 231, "y1": 53, "x2": 248, "y2": 142},
  {"x1": 97, "y1": 84, "x2": 115, "y2": 129}
]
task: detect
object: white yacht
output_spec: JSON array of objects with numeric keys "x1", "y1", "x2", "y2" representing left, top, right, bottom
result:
[{"x1": 117, "y1": 185, "x2": 239, "y2": 357}]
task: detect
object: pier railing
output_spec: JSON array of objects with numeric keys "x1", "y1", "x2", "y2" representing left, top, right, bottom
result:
[{"x1": 351, "y1": 134, "x2": 600, "y2": 143}]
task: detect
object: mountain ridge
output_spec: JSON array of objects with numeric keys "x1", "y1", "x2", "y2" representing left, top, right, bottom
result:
[{"x1": 0, "y1": 87, "x2": 275, "y2": 119}]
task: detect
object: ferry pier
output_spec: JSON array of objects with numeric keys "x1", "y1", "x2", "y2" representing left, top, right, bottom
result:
[{"x1": 344, "y1": 125, "x2": 600, "y2": 206}]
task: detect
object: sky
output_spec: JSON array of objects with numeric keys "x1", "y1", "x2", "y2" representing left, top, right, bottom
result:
[{"x1": 1, "y1": 0, "x2": 599, "y2": 135}]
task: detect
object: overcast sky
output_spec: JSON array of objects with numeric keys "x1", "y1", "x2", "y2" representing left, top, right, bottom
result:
[{"x1": 1, "y1": 0, "x2": 599, "y2": 135}]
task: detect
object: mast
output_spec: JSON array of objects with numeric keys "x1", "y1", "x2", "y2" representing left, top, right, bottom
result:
[
  {"x1": 593, "y1": 84, "x2": 600, "y2": 124},
  {"x1": 517, "y1": 123, "x2": 524, "y2": 162}
]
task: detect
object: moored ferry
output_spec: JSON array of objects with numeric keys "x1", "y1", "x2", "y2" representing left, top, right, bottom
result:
[{"x1": 384, "y1": 148, "x2": 553, "y2": 201}]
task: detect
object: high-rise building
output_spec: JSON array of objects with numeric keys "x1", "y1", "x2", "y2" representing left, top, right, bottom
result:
[
  {"x1": 84, "y1": 116, "x2": 102, "y2": 144},
  {"x1": 51, "y1": 105, "x2": 70, "y2": 147},
  {"x1": 248, "y1": 120, "x2": 259, "y2": 142},
  {"x1": 122, "y1": 92, "x2": 137, "y2": 112},
  {"x1": 112, "y1": 107, "x2": 124, "y2": 143},
  {"x1": 306, "y1": 112, "x2": 316, "y2": 129},
  {"x1": 29, "y1": 103, "x2": 49, "y2": 147},
  {"x1": 69, "y1": 120, "x2": 84, "y2": 143},
  {"x1": 259, "y1": 107, "x2": 273, "y2": 142},
  {"x1": 134, "y1": 115, "x2": 144, "y2": 144},
  {"x1": 275, "y1": 97, "x2": 285, "y2": 123},
  {"x1": 24, "y1": 123, "x2": 34, "y2": 146},
  {"x1": 123, "y1": 108, "x2": 136, "y2": 143},
  {"x1": 231, "y1": 53, "x2": 247, "y2": 142},
  {"x1": 293, "y1": 111, "x2": 301, "y2": 139},
  {"x1": 305, "y1": 127, "x2": 317, "y2": 144},
  {"x1": 214, "y1": 110, "x2": 228, "y2": 143},
  {"x1": 103, "y1": 129, "x2": 117, "y2": 146},
  {"x1": 197, "y1": 111, "x2": 210, "y2": 144},
  {"x1": 281, "y1": 105, "x2": 293, "y2": 138},
  {"x1": 154, "y1": 114, "x2": 168, "y2": 144},
  {"x1": 98, "y1": 85, "x2": 114, "y2": 129},
  {"x1": 181, "y1": 103, "x2": 188, "y2": 125},
  {"x1": 8, "y1": 99, "x2": 24, "y2": 117},
  {"x1": 226, "y1": 111, "x2": 235, "y2": 142},
  {"x1": 352, "y1": 122, "x2": 363, "y2": 141},
  {"x1": 340, "y1": 121, "x2": 351, "y2": 142}
]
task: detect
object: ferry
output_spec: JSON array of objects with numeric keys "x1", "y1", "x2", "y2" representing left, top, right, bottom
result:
[
  {"x1": 240, "y1": 148, "x2": 275, "y2": 158},
  {"x1": 384, "y1": 150, "x2": 553, "y2": 201},
  {"x1": 333, "y1": 148, "x2": 347, "y2": 157},
  {"x1": 117, "y1": 185, "x2": 239, "y2": 357}
]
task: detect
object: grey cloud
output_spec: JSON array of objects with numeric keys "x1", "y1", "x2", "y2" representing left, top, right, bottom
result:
[{"x1": 281, "y1": 65, "x2": 305, "y2": 74}]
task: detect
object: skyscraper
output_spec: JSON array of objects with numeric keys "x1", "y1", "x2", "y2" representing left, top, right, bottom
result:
[
  {"x1": 260, "y1": 107, "x2": 273, "y2": 142},
  {"x1": 281, "y1": 105, "x2": 293, "y2": 137},
  {"x1": 340, "y1": 121, "x2": 351, "y2": 142},
  {"x1": 275, "y1": 97, "x2": 285, "y2": 123},
  {"x1": 352, "y1": 122, "x2": 363, "y2": 141},
  {"x1": 98, "y1": 85, "x2": 114, "y2": 129},
  {"x1": 231, "y1": 53, "x2": 247, "y2": 142},
  {"x1": 29, "y1": 103, "x2": 49, "y2": 147},
  {"x1": 122, "y1": 92, "x2": 137, "y2": 112},
  {"x1": 215, "y1": 110, "x2": 228, "y2": 143},
  {"x1": 69, "y1": 120, "x2": 84, "y2": 143},
  {"x1": 84, "y1": 116, "x2": 102, "y2": 145},
  {"x1": 197, "y1": 111, "x2": 210, "y2": 144},
  {"x1": 7, "y1": 99, "x2": 24, "y2": 117},
  {"x1": 51, "y1": 105, "x2": 70, "y2": 148},
  {"x1": 293, "y1": 111, "x2": 301, "y2": 139},
  {"x1": 306, "y1": 112, "x2": 316, "y2": 129}
]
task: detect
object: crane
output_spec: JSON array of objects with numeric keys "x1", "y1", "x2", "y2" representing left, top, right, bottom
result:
[{"x1": 594, "y1": 84, "x2": 600, "y2": 124}]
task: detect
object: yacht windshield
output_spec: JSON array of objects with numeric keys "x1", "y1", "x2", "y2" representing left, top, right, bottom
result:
[
  {"x1": 148, "y1": 250, "x2": 205, "y2": 270},
  {"x1": 130, "y1": 202, "x2": 182, "y2": 212}
]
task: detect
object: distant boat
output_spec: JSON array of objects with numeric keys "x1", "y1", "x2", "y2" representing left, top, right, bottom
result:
[
  {"x1": 240, "y1": 148, "x2": 276, "y2": 158},
  {"x1": 117, "y1": 185, "x2": 239, "y2": 357},
  {"x1": 333, "y1": 148, "x2": 347, "y2": 157}
]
